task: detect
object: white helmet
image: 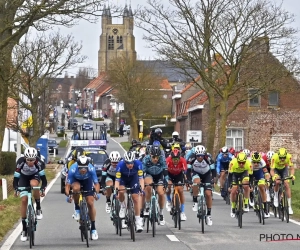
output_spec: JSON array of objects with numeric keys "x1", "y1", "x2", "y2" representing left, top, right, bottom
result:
[
  {"x1": 24, "y1": 147, "x2": 38, "y2": 158},
  {"x1": 109, "y1": 151, "x2": 121, "y2": 162},
  {"x1": 266, "y1": 151, "x2": 275, "y2": 160},
  {"x1": 243, "y1": 149, "x2": 251, "y2": 157},
  {"x1": 195, "y1": 145, "x2": 206, "y2": 155},
  {"x1": 220, "y1": 146, "x2": 228, "y2": 154},
  {"x1": 77, "y1": 155, "x2": 89, "y2": 166},
  {"x1": 124, "y1": 151, "x2": 135, "y2": 162},
  {"x1": 172, "y1": 131, "x2": 179, "y2": 137}
]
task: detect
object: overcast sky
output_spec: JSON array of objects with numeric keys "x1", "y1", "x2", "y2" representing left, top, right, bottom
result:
[{"x1": 47, "y1": 0, "x2": 300, "y2": 76}]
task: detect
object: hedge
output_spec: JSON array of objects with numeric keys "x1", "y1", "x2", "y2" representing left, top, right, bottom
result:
[
  {"x1": 93, "y1": 118, "x2": 104, "y2": 121},
  {"x1": 0, "y1": 152, "x2": 17, "y2": 175}
]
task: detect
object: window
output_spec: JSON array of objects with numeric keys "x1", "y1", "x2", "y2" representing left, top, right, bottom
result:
[
  {"x1": 226, "y1": 129, "x2": 243, "y2": 151},
  {"x1": 249, "y1": 89, "x2": 260, "y2": 107},
  {"x1": 268, "y1": 91, "x2": 279, "y2": 106},
  {"x1": 117, "y1": 36, "x2": 123, "y2": 43},
  {"x1": 108, "y1": 36, "x2": 114, "y2": 50}
]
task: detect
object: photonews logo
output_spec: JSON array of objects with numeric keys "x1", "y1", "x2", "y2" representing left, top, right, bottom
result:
[{"x1": 260, "y1": 234, "x2": 300, "y2": 242}]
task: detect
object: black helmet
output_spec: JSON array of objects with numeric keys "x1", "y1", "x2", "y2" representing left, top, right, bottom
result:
[
  {"x1": 151, "y1": 146, "x2": 161, "y2": 156},
  {"x1": 75, "y1": 147, "x2": 85, "y2": 159},
  {"x1": 155, "y1": 128, "x2": 162, "y2": 135},
  {"x1": 132, "y1": 139, "x2": 137, "y2": 145},
  {"x1": 146, "y1": 145, "x2": 152, "y2": 155}
]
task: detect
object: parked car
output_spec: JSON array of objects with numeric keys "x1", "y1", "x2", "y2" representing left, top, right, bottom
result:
[
  {"x1": 56, "y1": 125, "x2": 65, "y2": 134},
  {"x1": 68, "y1": 118, "x2": 78, "y2": 130},
  {"x1": 48, "y1": 139, "x2": 58, "y2": 154},
  {"x1": 82, "y1": 122, "x2": 93, "y2": 131},
  {"x1": 83, "y1": 111, "x2": 90, "y2": 119},
  {"x1": 123, "y1": 125, "x2": 131, "y2": 135}
]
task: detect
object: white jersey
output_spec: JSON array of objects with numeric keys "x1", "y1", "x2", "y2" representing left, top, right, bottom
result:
[
  {"x1": 192, "y1": 159, "x2": 210, "y2": 175},
  {"x1": 251, "y1": 159, "x2": 266, "y2": 171},
  {"x1": 107, "y1": 165, "x2": 117, "y2": 176}
]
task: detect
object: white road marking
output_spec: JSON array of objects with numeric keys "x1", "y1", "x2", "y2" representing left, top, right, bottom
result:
[
  {"x1": 166, "y1": 235, "x2": 180, "y2": 241},
  {"x1": 109, "y1": 136, "x2": 127, "y2": 153}
]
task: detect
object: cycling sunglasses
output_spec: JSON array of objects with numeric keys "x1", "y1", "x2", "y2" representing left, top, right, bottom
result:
[
  {"x1": 196, "y1": 154, "x2": 205, "y2": 157},
  {"x1": 26, "y1": 158, "x2": 36, "y2": 162},
  {"x1": 125, "y1": 161, "x2": 134, "y2": 165},
  {"x1": 279, "y1": 157, "x2": 286, "y2": 160},
  {"x1": 151, "y1": 155, "x2": 159, "y2": 159}
]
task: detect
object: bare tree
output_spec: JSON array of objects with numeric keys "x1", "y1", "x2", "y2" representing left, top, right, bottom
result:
[
  {"x1": 136, "y1": 0, "x2": 299, "y2": 153},
  {"x1": 10, "y1": 31, "x2": 85, "y2": 146},
  {"x1": 106, "y1": 55, "x2": 169, "y2": 139},
  {"x1": 0, "y1": 0, "x2": 122, "y2": 153}
]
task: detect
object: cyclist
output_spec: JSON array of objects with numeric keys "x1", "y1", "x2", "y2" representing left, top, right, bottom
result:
[
  {"x1": 270, "y1": 148, "x2": 295, "y2": 214},
  {"x1": 13, "y1": 147, "x2": 47, "y2": 242},
  {"x1": 101, "y1": 151, "x2": 122, "y2": 213},
  {"x1": 250, "y1": 152, "x2": 270, "y2": 218},
  {"x1": 228, "y1": 152, "x2": 252, "y2": 217},
  {"x1": 67, "y1": 147, "x2": 86, "y2": 169},
  {"x1": 149, "y1": 128, "x2": 168, "y2": 149},
  {"x1": 216, "y1": 146, "x2": 233, "y2": 198},
  {"x1": 189, "y1": 145, "x2": 213, "y2": 226},
  {"x1": 115, "y1": 151, "x2": 144, "y2": 232},
  {"x1": 142, "y1": 146, "x2": 167, "y2": 225},
  {"x1": 65, "y1": 155, "x2": 100, "y2": 240},
  {"x1": 129, "y1": 139, "x2": 138, "y2": 151},
  {"x1": 165, "y1": 149, "x2": 187, "y2": 221}
]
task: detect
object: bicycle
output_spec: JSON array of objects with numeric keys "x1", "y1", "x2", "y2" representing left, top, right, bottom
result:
[
  {"x1": 276, "y1": 176, "x2": 294, "y2": 223},
  {"x1": 223, "y1": 171, "x2": 230, "y2": 205},
  {"x1": 116, "y1": 187, "x2": 136, "y2": 242},
  {"x1": 17, "y1": 186, "x2": 41, "y2": 249},
  {"x1": 252, "y1": 179, "x2": 265, "y2": 225},
  {"x1": 70, "y1": 187, "x2": 94, "y2": 248},
  {"x1": 266, "y1": 179, "x2": 277, "y2": 217},
  {"x1": 144, "y1": 183, "x2": 164, "y2": 237},
  {"x1": 234, "y1": 178, "x2": 250, "y2": 229},
  {"x1": 108, "y1": 186, "x2": 120, "y2": 235},
  {"x1": 169, "y1": 183, "x2": 185, "y2": 230},
  {"x1": 196, "y1": 182, "x2": 210, "y2": 234}
]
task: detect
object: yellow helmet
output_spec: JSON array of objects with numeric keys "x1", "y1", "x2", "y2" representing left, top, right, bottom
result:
[
  {"x1": 237, "y1": 152, "x2": 247, "y2": 162},
  {"x1": 172, "y1": 142, "x2": 181, "y2": 150},
  {"x1": 251, "y1": 152, "x2": 261, "y2": 162},
  {"x1": 278, "y1": 148, "x2": 287, "y2": 158}
]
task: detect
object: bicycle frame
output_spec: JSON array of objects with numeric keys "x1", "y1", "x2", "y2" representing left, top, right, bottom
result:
[
  {"x1": 18, "y1": 186, "x2": 40, "y2": 248},
  {"x1": 252, "y1": 179, "x2": 265, "y2": 225},
  {"x1": 197, "y1": 182, "x2": 208, "y2": 234},
  {"x1": 170, "y1": 183, "x2": 185, "y2": 230}
]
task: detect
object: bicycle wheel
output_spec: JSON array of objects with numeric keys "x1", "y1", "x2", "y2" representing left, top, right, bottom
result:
[
  {"x1": 283, "y1": 192, "x2": 289, "y2": 223},
  {"x1": 254, "y1": 192, "x2": 261, "y2": 223},
  {"x1": 175, "y1": 194, "x2": 181, "y2": 230},
  {"x1": 199, "y1": 196, "x2": 205, "y2": 234},
  {"x1": 279, "y1": 191, "x2": 284, "y2": 222},
  {"x1": 128, "y1": 199, "x2": 135, "y2": 242},
  {"x1": 151, "y1": 196, "x2": 156, "y2": 237},
  {"x1": 81, "y1": 202, "x2": 89, "y2": 247},
  {"x1": 258, "y1": 191, "x2": 265, "y2": 225},
  {"x1": 238, "y1": 193, "x2": 243, "y2": 228},
  {"x1": 113, "y1": 198, "x2": 119, "y2": 235},
  {"x1": 172, "y1": 195, "x2": 178, "y2": 228},
  {"x1": 27, "y1": 205, "x2": 33, "y2": 249}
]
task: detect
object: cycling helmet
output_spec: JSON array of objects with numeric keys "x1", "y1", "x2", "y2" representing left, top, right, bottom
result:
[
  {"x1": 132, "y1": 139, "x2": 137, "y2": 145},
  {"x1": 165, "y1": 143, "x2": 172, "y2": 150},
  {"x1": 173, "y1": 142, "x2": 181, "y2": 150},
  {"x1": 146, "y1": 145, "x2": 152, "y2": 155},
  {"x1": 172, "y1": 131, "x2": 179, "y2": 138},
  {"x1": 171, "y1": 149, "x2": 180, "y2": 159},
  {"x1": 124, "y1": 151, "x2": 135, "y2": 163},
  {"x1": 278, "y1": 148, "x2": 287, "y2": 158},
  {"x1": 24, "y1": 147, "x2": 38, "y2": 158},
  {"x1": 185, "y1": 143, "x2": 192, "y2": 150},
  {"x1": 220, "y1": 146, "x2": 228, "y2": 154},
  {"x1": 75, "y1": 147, "x2": 85, "y2": 159},
  {"x1": 236, "y1": 152, "x2": 247, "y2": 162},
  {"x1": 195, "y1": 145, "x2": 206, "y2": 155},
  {"x1": 155, "y1": 128, "x2": 162, "y2": 135},
  {"x1": 229, "y1": 147, "x2": 235, "y2": 155},
  {"x1": 243, "y1": 149, "x2": 251, "y2": 157},
  {"x1": 77, "y1": 155, "x2": 89, "y2": 166},
  {"x1": 151, "y1": 146, "x2": 161, "y2": 156},
  {"x1": 153, "y1": 140, "x2": 161, "y2": 147},
  {"x1": 266, "y1": 151, "x2": 275, "y2": 160},
  {"x1": 109, "y1": 151, "x2": 121, "y2": 162},
  {"x1": 251, "y1": 151, "x2": 261, "y2": 162}
]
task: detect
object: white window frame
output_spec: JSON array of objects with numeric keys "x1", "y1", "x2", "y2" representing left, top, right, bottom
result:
[{"x1": 226, "y1": 129, "x2": 244, "y2": 151}]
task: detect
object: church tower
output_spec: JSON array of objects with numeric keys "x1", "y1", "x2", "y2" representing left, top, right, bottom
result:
[{"x1": 98, "y1": 4, "x2": 137, "y2": 75}]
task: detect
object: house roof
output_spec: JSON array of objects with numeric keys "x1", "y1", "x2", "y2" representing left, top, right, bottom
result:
[
  {"x1": 85, "y1": 73, "x2": 107, "y2": 90},
  {"x1": 180, "y1": 76, "x2": 201, "y2": 94},
  {"x1": 160, "y1": 79, "x2": 172, "y2": 90}
]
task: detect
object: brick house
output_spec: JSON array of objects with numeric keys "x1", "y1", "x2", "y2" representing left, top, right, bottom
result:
[{"x1": 172, "y1": 44, "x2": 300, "y2": 163}]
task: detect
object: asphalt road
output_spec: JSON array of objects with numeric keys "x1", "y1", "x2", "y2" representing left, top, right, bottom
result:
[{"x1": 3, "y1": 137, "x2": 300, "y2": 250}]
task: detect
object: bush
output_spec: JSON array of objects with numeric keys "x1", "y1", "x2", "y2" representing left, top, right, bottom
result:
[
  {"x1": 57, "y1": 133, "x2": 67, "y2": 137},
  {"x1": 110, "y1": 133, "x2": 120, "y2": 137},
  {"x1": 93, "y1": 118, "x2": 104, "y2": 121},
  {"x1": 0, "y1": 152, "x2": 17, "y2": 175}
]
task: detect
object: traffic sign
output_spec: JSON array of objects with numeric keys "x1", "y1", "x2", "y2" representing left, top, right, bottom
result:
[{"x1": 186, "y1": 130, "x2": 202, "y2": 143}]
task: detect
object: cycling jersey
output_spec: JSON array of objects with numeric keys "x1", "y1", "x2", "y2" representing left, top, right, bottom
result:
[
  {"x1": 115, "y1": 160, "x2": 143, "y2": 182},
  {"x1": 216, "y1": 152, "x2": 233, "y2": 174},
  {"x1": 271, "y1": 153, "x2": 293, "y2": 170},
  {"x1": 67, "y1": 162, "x2": 98, "y2": 184},
  {"x1": 192, "y1": 158, "x2": 211, "y2": 175},
  {"x1": 166, "y1": 157, "x2": 187, "y2": 175},
  {"x1": 229, "y1": 158, "x2": 253, "y2": 174},
  {"x1": 142, "y1": 155, "x2": 166, "y2": 175}
]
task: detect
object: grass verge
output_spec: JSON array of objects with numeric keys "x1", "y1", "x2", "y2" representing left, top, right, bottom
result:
[
  {"x1": 120, "y1": 142, "x2": 131, "y2": 151},
  {"x1": 59, "y1": 140, "x2": 68, "y2": 148},
  {"x1": 0, "y1": 168, "x2": 58, "y2": 243},
  {"x1": 290, "y1": 169, "x2": 300, "y2": 220}
]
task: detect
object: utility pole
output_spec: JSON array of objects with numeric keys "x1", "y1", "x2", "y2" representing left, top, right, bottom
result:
[{"x1": 72, "y1": 89, "x2": 75, "y2": 121}]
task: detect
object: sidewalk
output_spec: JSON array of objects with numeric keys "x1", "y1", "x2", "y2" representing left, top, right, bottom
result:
[{"x1": 108, "y1": 134, "x2": 129, "y2": 143}]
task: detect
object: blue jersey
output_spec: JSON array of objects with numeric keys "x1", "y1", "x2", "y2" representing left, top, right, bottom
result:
[
  {"x1": 216, "y1": 152, "x2": 233, "y2": 174},
  {"x1": 67, "y1": 162, "x2": 98, "y2": 184},
  {"x1": 115, "y1": 160, "x2": 143, "y2": 182},
  {"x1": 185, "y1": 148, "x2": 195, "y2": 169},
  {"x1": 142, "y1": 155, "x2": 166, "y2": 175}
]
